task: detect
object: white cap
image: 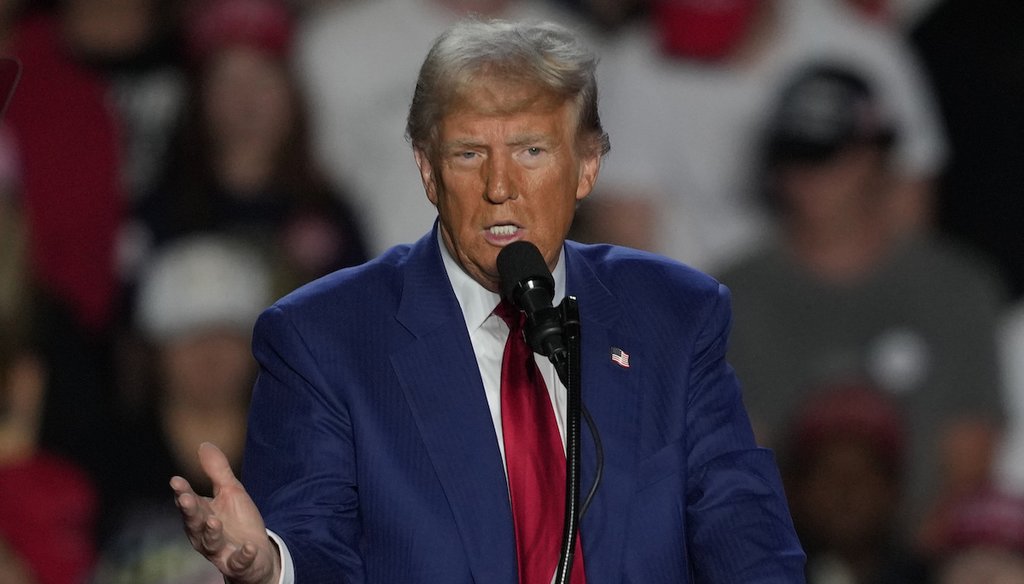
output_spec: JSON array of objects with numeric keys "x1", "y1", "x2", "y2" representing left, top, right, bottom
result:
[{"x1": 136, "y1": 235, "x2": 272, "y2": 342}]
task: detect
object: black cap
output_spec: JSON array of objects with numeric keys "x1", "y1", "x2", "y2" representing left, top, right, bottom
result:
[{"x1": 765, "y1": 64, "x2": 897, "y2": 164}]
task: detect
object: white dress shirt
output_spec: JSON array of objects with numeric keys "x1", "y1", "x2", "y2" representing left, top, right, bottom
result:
[{"x1": 271, "y1": 235, "x2": 569, "y2": 583}]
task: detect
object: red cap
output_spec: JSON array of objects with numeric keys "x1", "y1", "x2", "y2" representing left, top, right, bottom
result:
[
  {"x1": 789, "y1": 381, "x2": 906, "y2": 473},
  {"x1": 652, "y1": 0, "x2": 760, "y2": 62},
  {"x1": 186, "y1": 0, "x2": 293, "y2": 62}
]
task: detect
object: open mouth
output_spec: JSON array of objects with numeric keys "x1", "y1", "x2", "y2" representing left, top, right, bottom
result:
[{"x1": 488, "y1": 225, "x2": 519, "y2": 236}]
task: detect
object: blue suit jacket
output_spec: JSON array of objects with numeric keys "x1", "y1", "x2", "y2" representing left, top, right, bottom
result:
[{"x1": 243, "y1": 229, "x2": 805, "y2": 583}]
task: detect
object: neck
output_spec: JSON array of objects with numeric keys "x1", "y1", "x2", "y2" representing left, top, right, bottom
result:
[{"x1": 787, "y1": 213, "x2": 893, "y2": 284}]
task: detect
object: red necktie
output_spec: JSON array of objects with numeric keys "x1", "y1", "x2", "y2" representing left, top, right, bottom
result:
[{"x1": 496, "y1": 300, "x2": 585, "y2": 584}]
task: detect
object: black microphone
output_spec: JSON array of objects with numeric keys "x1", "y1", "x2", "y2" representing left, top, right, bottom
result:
[{"x1": 496, "y1": 241, "x2": 566, "y2": 362}]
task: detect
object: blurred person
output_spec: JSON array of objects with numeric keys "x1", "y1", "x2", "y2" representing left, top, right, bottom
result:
[
  {"x1": 4, "y1": 0, "x2": 124, "y2": 336},
  {"x1": 59, "y1": 0, "x2": 188, "y2": 209},
  {"x1": 781, "y1": 382, "x2": 929, "y2": 584},
  {"x1": 579, "y1": 0, "x2": 946, "y2": 273},
  {"x1": 930, "y1": 488, "x2": 1024, "y2": 584},
  {"x1": 136, "y1": 0, "x2": 368, "y2": 299},
  {"x1": 293, "y1": 0, "x2": 596, "y2": 255},
  {"x1": 911, "y1": 0, "x2": 1024, "y2": 301},
  {"x1": 169, "y1": 18, "x2": 805, "y2": 583},
  {"x1": 0, "y1": 123, "x2": 39, "y2": 584},
  {"x1": 717, "y1": 63, "x2": 1004, "y2": 545},
  {"x1": 0, "y1": 323, "x2": 99, "y2": 584},
  {"x1": 4, "y1": 0, "x2": 126, "y2": 489},
  {"x1": 90, "y1": 234, "x2": 272, "y2": 584}
]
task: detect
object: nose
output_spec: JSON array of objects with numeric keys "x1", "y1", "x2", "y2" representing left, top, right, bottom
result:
[{"x1": 483, "y1": 155, "x2": 517, "y2": 204}]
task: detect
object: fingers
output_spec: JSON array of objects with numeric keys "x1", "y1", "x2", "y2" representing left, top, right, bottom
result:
[
  {"x1": 179, "y1": 508, "x2": 266, "y2": 577},
  {"x1": 200, "y1": 516, "x2": 227, "y2": 555},
  {"x1": 169, "y1": 475, "x2": 195, "y2": 498},
  {"x1": 171, "y1": 477, "x2": 213, "y2": 546},
  {"x1": 170, "y1": 476, "x2": 202, "y2": 524},
  {"x1": 177, "y1": 504, "x2": 232, "y2": 560},
  {"x1": 226, "y1": 541, "x2": 259, "y2": 573},
  {"x1": 197, "y1": 442, "x2": 241, "y2": 494}
]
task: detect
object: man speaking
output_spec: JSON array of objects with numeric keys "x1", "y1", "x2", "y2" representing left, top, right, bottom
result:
[{"x1": 170, "y1": 17, "x2": 805, "y2": 583}]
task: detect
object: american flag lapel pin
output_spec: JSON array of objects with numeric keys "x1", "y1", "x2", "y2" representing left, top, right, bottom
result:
[{"x1": 610, "y1": 346, "x2": 630, "y2": 368}]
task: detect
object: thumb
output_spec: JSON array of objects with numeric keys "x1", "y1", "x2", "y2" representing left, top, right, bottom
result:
[{"x1": 197, "y1": 442, "x2": 240, "y2": 494}]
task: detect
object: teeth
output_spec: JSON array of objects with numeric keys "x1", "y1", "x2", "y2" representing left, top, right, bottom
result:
[{"x1": 489, "y1": 225, "x2": 518, "y2": 236}]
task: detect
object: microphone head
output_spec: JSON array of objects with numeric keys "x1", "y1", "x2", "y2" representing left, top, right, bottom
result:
[{"x1": 496, "y1": 241, "x2": 554, "y2": 304}]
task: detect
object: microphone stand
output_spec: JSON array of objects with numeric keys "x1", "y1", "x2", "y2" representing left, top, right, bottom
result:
[{"x1": 551, "y1": 296, "x2": 581, "y2": 584}]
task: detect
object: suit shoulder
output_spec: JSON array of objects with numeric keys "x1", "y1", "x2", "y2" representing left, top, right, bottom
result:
[
  {"x1": 570, "y1": 241, "x2": 723, "y2": 300},
  {"x1": 269, "y1": 243, "x2": 414, "y2": 317}
]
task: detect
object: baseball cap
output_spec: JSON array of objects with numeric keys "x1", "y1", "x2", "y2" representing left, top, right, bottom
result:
[
  {"x1": 186, "y1": 0, "x2": 294, "y2": 62},
  {"x1": 136, "y1": 235, "x2": 272, "y2": 342},
  {"x1": 765, "y1": 64, "x2": 897, "y2": 164},
  {"x1": 652, "y1": 0, "x2": 760, "y2": 62},
  {"x1": 788, "y1": 381, "x2": 907, "y2": 475}
]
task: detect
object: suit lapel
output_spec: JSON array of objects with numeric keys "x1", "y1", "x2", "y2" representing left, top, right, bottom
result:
[
  {"x1": 390, "y1": 232, "x2": 518, "y2": 584},
  {"x1": 388, "y1": 237, "x2": 641, "y2": 583},
  {"x1": 565, "y1": 244, "x2": 642, "y2": 583}
]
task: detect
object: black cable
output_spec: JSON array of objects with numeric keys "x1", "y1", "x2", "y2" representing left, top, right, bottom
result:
[
  {"x1": 553, "y1": 297, "x2": 581, "y2": 584},
  {"x1": 579, "y1": 402, "x2": 603, "y2": 520},
  {"x1": 551, "y1": 296, "x2": 604, "y2": 582}
]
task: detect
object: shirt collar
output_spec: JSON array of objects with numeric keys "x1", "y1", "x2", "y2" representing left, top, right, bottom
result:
[{"x1": 437, "y1": 232, "x2": 566, "y2": 332}]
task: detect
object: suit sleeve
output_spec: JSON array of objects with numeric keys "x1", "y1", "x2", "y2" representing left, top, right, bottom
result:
[
  {"x1": 684, "y1": 284, "x2": 806, "y2": 583},
  {"x1": 242, "y1": 305, "x2": 366, "y2": 583}
]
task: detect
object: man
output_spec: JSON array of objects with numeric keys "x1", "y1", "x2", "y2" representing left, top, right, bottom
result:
[
  {"x1": 717, "y1": 64, "x2": 1004, "y2": 548},
  {"x1": 171, "y1": 18, "x2": 804, "y2": 583}
]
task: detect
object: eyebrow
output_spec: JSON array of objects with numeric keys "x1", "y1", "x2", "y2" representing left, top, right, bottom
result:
[
  {"x1": 507, "y1": 133, "x2": 552, "y2": 147},
  {"x1": 440, "y1": 133, "x2": 555, "y2": 154},
  {"x1": 441, "y1": 139, "x2": 486, "y2": 153}
]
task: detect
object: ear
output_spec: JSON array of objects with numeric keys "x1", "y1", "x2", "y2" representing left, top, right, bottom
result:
[
  {"x1": 575, "y1": 150, "x2": 602, "y2": 202},
  {"x1": 414, "y1": 147, "x2": 440, "y2": 206}
]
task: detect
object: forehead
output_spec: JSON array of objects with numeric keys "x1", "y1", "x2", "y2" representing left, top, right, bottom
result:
[{"x1": 440, "y1": 79, "x2": 575, "y2": 139}]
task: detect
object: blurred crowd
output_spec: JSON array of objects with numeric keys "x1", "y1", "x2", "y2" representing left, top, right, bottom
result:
[{"x1": 0, "y1": 0, "x2": 1021, "y2": 583}]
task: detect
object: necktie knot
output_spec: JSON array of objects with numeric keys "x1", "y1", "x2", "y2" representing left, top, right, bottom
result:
[{"x1": 494, "y1": 299, "x2": 525, "y2": 333}]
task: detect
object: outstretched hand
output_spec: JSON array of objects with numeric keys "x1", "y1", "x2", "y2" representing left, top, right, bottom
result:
[{"x1": 170, "y1": 442, "x2": 281, "y2": 584}]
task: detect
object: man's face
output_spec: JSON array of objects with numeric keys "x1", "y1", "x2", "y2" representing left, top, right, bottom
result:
[{"x1": 414, "y1": 81, "x2": 600, "y2": 292}]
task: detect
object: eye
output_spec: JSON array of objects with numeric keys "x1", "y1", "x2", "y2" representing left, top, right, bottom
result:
[
  {"x1": 527, "y1": 147, "x2": 543, "y2": 156},
  {"x1": 450, "y1": 150, "x2": 483, "y2": 169}
]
